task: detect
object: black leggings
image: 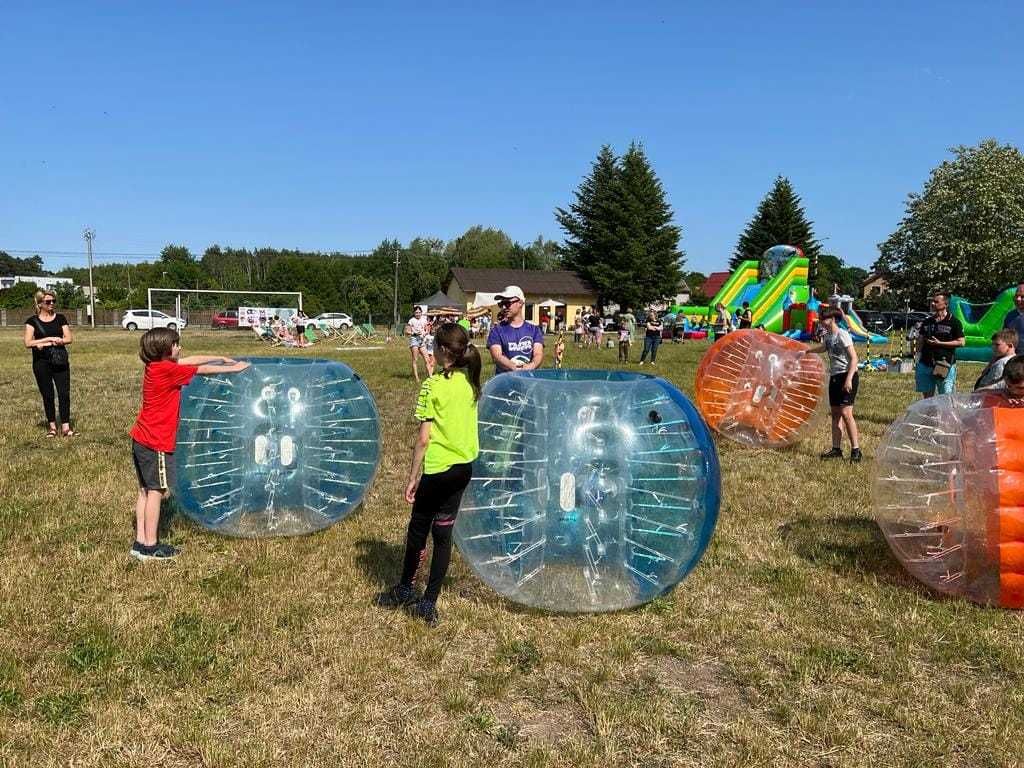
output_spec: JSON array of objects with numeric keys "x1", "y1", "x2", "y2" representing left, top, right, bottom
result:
[
  {"x1": 400, "y1": 462, "x2": 473, "y2": 603},
  {"x1": 32, "y1": 359, "x2": 71, "y2": 425}
]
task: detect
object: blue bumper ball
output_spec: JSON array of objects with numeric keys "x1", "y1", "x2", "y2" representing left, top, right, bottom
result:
[
  {"x1": 174, "y1": 357, "x2": 380, "y2": 537},
  {"x1": 455, "y1": 369, "x2": 720, "y2": 612}
]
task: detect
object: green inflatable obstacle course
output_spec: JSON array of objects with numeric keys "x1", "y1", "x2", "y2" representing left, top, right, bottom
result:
[{"x1": 951, "y1": 288, "x2": 1018, "y2": 363}]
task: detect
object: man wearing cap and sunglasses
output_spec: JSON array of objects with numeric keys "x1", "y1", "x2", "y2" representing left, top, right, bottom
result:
[{"x1": 487, "y1": 285, "x2": 544, "y2": 373}]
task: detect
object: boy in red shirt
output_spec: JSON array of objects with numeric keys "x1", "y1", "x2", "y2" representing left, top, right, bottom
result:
[{"x1": 129, "y1": 328, "x2": 250, "y2": 561}]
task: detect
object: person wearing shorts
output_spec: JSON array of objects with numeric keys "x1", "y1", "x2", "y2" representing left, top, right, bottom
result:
[
  {"x1": 405, "y1": 306, "x2": 433, "y2": 383},
  {"x1": 915, "y1": 291, "x2": 965, "y2": 397},
  {"x1": 807, "y1": 307, "x2": 862, "y2": 462}
]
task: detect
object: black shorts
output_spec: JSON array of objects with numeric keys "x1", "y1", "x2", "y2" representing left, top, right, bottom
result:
[
  {"x1": 132, "y1": 440, "x2": 175, "y2": 492},
  {"x1": 828, "y1": 371, "x2": 859, "y2": 408}
]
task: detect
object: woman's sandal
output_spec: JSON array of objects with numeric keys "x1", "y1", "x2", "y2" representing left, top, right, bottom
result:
[
  {"x1": 61, "y1": 428, "x2": 76, "y2": 437},
  {"x1": 46, "y1": 428, "x2": 57, "y2": 438}
]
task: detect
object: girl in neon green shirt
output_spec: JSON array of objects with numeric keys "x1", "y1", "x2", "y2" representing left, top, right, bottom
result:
[{"x1": 376, "y1": 323, "x2": 481, "y2": 626}]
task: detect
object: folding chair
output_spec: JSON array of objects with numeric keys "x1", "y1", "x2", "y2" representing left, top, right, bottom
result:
[{"x1": 336, "y1": 326, "x2": 359, "y2": 346}]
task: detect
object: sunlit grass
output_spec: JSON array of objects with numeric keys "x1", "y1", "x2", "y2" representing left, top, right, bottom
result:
[{"x1": 0, "y1": 328, "x2": 1020, "y2": 767}]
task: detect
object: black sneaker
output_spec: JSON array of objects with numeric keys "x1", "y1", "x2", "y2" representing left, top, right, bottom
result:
[
  {"x1": 150, "y1": 543, "x2": 180, "y2": 561},
  {"x1": 850, "y1": 448, "x2": 863, "y2": 463},
  {"x1": 375, "y1": 584, "x2": 420, "y2": 609},
  {"x1": 820, "y1": 448, "x2": 844, "y2": 460},
  {"x1": 129, "y1": 541, "x2": 156, "y2": 561},
  {"x1": 408, "y1": 599, "x2": 439, "y2": 627}
]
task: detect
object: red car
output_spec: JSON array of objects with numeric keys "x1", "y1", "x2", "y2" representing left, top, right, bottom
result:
[{"x1": 211, "y1": 309, "x2": 239, "y2": 329}]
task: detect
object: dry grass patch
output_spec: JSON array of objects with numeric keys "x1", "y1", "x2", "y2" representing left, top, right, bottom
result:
[{"x1": 1, "y1": 328, "x2": 1023, "y2": 767}]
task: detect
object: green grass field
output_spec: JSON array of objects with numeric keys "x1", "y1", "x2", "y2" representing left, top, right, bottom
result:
[{"x1": 1, "y1": 328, "x2": 1021, "y2": 767}]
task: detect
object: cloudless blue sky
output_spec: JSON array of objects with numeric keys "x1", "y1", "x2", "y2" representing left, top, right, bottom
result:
[{"x1": 2, "y1": 1, "x2": 1022, "y2": 275}]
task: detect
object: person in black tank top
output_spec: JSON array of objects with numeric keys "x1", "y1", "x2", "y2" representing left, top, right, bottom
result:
[{"x1": 23, "y1": 290, "x2": 74, "y2": 437}]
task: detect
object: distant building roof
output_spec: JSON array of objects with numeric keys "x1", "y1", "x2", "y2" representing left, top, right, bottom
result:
[
  {"x1": 416, "y1": 290, "x2": 462, "y2": 308},
  {"x1": 448, "y1": 268, "x2": 595, "y2": 296},
  {"x1": 701, "y1": 271, "x2": 731, "y2": 299},
  {"x1": 861, "y1": 271, "x2": 888, "y2": 287}
]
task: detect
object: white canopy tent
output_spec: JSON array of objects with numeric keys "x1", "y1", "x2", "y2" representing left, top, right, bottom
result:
[{"x1": 537, "y1": 298, "x2": 565, "y2": 308}]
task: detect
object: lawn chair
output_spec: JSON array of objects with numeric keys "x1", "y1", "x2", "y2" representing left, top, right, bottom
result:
[
  {"x1": 253, "y1": 325, "x2": 281, "y2": 346},
  {"x1": 336, "y1": 326, "x2": 359, "y2": 346},
  {"x1": 357, "y1": 323, "x2": 380, "y2": 342},
  {"x1": 304, "y1": 324, "x2": 320, "y2": 346}
]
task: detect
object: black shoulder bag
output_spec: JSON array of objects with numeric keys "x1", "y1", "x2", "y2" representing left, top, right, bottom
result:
[{"x1": 31, "y1": 317, "x2": 69, "y2": 370}]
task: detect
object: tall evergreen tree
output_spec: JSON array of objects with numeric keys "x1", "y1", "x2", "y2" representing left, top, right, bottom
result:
[
  {"x1": 556, "y1": 143, "x2": 683, "y2": 308},
  {"x1": 731, "y1": 176, "x2": 823, "y2": 270}
]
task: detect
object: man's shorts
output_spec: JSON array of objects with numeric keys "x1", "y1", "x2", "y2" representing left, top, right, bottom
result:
[
  {"x1": 132, "y1": 440, "x2": 174, "y2": 492},
  {"x1": 828, "y1": 371, "x2": 859, "y2": 407},
  {"x1": 915, "y1": 360, "x2": 957, "y2": 396}
]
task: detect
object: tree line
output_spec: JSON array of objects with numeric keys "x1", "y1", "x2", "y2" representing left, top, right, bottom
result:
[{"x1": 3, "y1": 138, "x2": 1020, "y2": 316}]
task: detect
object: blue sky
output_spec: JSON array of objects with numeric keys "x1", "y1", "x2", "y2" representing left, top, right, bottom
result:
[{"x1": 2, "y1": 1, "x2": 1022, "y2": 275}]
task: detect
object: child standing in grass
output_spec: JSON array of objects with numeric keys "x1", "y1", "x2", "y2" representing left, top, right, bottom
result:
[
  {"x1": 806, "y1": 307, "x2": 862, "y2": 463},
  {"x1": 377, "y1": 323, "x2": 481, "y2": 626},
  {"x1": 129, "y1": 328, "x2": 250, "y2": 562}
]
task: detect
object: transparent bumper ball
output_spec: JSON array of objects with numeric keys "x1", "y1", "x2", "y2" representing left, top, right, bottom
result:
[
  {"x1": 174, "y1": 358, "x2": 380, "y2": 537},
  {"x1": 454, "y1": 370, "x2": 720, "y2": 612},
  {"x1": 872, "y1": 392, "x2": 1024, "y2": 608},
  {"x1": 695, "y1": 329, "x2": 824, "y2": 448}
]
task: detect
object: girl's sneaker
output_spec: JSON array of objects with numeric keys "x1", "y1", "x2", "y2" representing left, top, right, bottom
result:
[
  {"x1": 129, "y1": 542, "x2": 179, "y2": 561},
  {"x1": 408, "y1": 599, "x2": 439, "y2": 627},
  {"x1": 375, "y1": 584, "x2": 420, "y2": 608}
]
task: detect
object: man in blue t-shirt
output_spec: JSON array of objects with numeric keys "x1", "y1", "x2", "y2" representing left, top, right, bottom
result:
[
  {"x1": 1003, "y1": 284, "x2": 1024, "y2": 340},
  {"x1": 487, "y1": 285, "x2": 544, "y2": 373}
]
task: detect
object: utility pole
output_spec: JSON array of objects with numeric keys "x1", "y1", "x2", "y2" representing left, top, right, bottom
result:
[
  {"x1": 392, "y1": 245, "x2": 400, "y2": 329},
  {"x1": 83, "y1": 228, "x2": 96, "y2": 328}
]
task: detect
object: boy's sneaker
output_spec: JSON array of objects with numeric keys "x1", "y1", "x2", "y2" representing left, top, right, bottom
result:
[
  {"x1": 131, "y1": 542, "x2": 179, "y2": 562},
  {"x1": 375, "y1": 583, "x2": 420, "y2": 609},
  {"x1": 850, "y1": 448, "x2": 863, "y2": 463},
  {"x1": 408, "y1": 599, "x2": 439, "y2": 627},
  {"x1": 820, "y1": 448, "x2": 844, "y2": 460}
]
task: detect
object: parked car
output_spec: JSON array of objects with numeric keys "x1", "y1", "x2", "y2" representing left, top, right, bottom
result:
[
  {"x1": 311, "y1": 312, "x2": 353, "y2": 329},
  {"x1": 121, "y1": 309, "x2": 187, "y2": 331},
  {"x1": 211, "y1": 309, "x2": 239, "y2": 329}
]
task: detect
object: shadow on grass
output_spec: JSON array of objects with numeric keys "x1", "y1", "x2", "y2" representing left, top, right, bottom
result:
[
  {"x1": 779, "y1": 514, "x2": 922, "y2": 591},
  {"x1": 354, "y1": 538, "x2": 405, "y2": 586}
]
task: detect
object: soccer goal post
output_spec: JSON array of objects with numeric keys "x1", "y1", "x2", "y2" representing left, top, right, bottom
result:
[{"x1": 147, "y1": 288, "x2": 304, "y2": 330}]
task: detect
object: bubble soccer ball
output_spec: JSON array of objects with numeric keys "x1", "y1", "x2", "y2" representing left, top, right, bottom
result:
[
  {"x1": 695, "y1": 329, "x2": 825, "y2": 448},
  {"x1": 454, "y1": 370, "x2": 720, "y2": 612},
  {"x1": 174, "y1": 358, "x2": 380, "y2": 537},
  {"x1": 872, "y1": 392, "x2": 1024, "y2": 608}
]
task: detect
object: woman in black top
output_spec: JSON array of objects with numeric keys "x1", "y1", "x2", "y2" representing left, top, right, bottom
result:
[{"x1": 23, "y1": 290, "x2": 74, "y2": 437}]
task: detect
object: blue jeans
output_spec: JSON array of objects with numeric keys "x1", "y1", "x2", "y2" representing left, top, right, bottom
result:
[
  {"x1": 915, "y1": 360, "x2": 956, "y2": 395},
  {"x1": 640, "y1": 335, "x2": 660, "y2": 362}
]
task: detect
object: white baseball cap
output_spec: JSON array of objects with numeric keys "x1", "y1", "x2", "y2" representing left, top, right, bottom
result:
[{"x1": 494, "y1": 285, "x2": 525, "y2": 303}]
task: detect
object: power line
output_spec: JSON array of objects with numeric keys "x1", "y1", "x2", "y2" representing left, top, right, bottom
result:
[{"x1": 3, "y1": 248, "x2": 161, "y2": 257}]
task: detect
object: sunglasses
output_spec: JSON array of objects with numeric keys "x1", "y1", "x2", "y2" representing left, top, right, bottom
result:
[
  {"x1": 498, "y1": 299, "x2": 519, "y2": 307},
  {"x1": 42, "y1": 299, "x2": 55, "y2": 304}
]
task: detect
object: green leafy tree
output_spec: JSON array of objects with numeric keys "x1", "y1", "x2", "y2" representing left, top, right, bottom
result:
[
  {"x1": 0, "y1": 280, "x2": 41, "y2": 309},
  {"x1": 444, "y1": 226, "x2": 515, "y2": 268},
  {"x1": 731, "y1": 176, "x2": 823, "y2": 270},
  {"x1": 813, "y1": 254, "x2": 869, "y2": 298},
  {"x1": 0, "y1": 251, "x2": 48, "y2": 276},
  {"x1": 876, "y1": 139, "x2": 1024, "y2": 303},
  {"x1": 556, "y1": 143, "x2": 683, "y2": 308}
]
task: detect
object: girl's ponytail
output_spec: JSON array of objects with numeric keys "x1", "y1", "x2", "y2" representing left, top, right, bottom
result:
[{"x1": 434, "y1": 323, "x2": 482, "y2": 401}]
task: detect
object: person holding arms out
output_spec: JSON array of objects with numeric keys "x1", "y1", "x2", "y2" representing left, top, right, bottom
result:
[{"x1": 129, "y1": 328, "x2": 250, "y2": 561}]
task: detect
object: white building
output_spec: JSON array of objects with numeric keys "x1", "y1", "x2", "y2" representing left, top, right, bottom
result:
[{"x1": 0, "y1": 275, "x2": 75, "y2": 291}]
